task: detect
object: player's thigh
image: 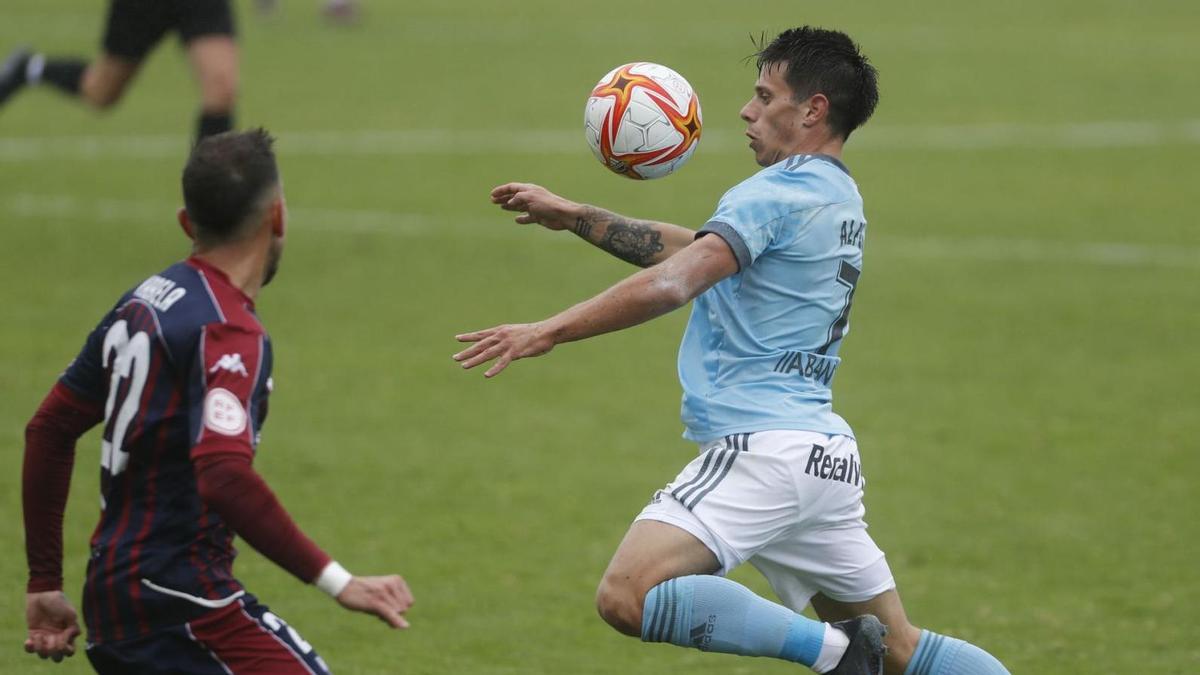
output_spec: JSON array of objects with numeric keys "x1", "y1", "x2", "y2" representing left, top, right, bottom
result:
[
  {"x1": 596, "y1": 519, "x2": 720, "y2": 634},
  {"x1": 745, "y1": 432, "x2": 895, "y2": 608},
  {"x1": 602, "y1": 519, "x2": 722, "y2": 592},
  {"x1": 178, "y1": 0, "x2": 238, "y2": 109},
  {"x1": 188, "y1": 597, "x2": 330, "y2": 674},
  {"x1": 185, "y1": 36, "x2": 238, "y2": 110},
  {"x1": 812, "y1": 590, "x2": 921, "y2": 675},
  {"x1": 636, "y1": 433, "x2": 801, "y2": 574},
  {"x1": 84, "y1": 624, "x2": 245, "y2": 675}
]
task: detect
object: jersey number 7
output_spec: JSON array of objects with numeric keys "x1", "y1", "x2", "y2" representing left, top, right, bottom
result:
[{"x1": 817, "y1": 260, "x2": 861, "y2": 356}]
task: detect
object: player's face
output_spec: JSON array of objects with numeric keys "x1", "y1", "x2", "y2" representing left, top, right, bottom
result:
[{"x1": 740, "y1": 62, "x2": 807, "y2": 167}]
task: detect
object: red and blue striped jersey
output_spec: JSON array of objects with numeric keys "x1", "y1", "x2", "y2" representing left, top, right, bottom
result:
[{"x1": 60, "y1": 257, "x2": 273, "y2": 643}]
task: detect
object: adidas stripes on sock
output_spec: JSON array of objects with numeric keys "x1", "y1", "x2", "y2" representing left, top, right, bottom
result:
[
  {"x1": 641, "y1": 575, "x2": 845, "y2": 672},
  {"x1": 904, "y1": 629, "x2": 1010, "y2": 675}
]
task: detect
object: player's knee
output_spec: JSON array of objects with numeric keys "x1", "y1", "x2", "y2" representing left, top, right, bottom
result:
[{"x1": 595, "y1": 575, "x2": 644, "y2": 637}]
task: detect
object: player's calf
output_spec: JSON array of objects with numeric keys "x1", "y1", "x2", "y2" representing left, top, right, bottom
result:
[
  {"x1": 80, "y1": 57, "x2": 140, "y2": 110},
  {"x1": 635, "y1": 574, "x2": 879, "y2": 674},
  {"x1": 899, "y1": 630, "x2": 1009, "y2": 675}
]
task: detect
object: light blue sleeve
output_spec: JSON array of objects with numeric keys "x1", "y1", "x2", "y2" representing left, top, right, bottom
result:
[{"x1": 698, "y1": 166, "x2": 823, "y2": 270}]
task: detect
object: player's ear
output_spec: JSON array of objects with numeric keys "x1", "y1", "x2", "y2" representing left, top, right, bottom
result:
[
  {"x1": 177, "y1": 207, "x2": 196, "y2": 241},
  {"x1": 803, "y1": 93, "x2": 830, "y2": 128},
  {"x1": 268, "y1": 196, "x2": 286, "y2": 238}
]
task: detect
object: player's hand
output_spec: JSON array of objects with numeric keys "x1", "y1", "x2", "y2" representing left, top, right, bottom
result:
[
  {"x1": 335, "y1": 575, "x2": 414, "y2": 629},
  {"x1": 453, "y1": 322, "x2": 556, "y2": 378},
  {"x1": 490, "y1": 182, "x2": 578, "y2": 231},
  {"x1": 24, "y1": 591, "x2": 81, "y2": 662}
]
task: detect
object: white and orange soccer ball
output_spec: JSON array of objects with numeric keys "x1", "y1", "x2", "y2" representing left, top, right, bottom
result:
[{"x1": 584, "y1": 62, "x2": 702, "y2": 180}]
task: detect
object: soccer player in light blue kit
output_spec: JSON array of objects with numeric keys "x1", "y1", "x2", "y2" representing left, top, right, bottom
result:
[{"x1": 455, "y1": 27, "x2": 1010, "y2": 675}]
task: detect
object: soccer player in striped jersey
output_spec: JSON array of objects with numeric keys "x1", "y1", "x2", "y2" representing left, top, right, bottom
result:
[
  {"x1": 21, "y1": 129, "x2": 413, "y2": 673},
  {"x1": 456, "y1": 27, "x2": 1010, "y2": 675}
]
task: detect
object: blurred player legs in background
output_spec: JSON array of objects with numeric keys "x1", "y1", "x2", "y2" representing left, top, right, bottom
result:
[{"x1": 0, "y1": 0, "x2": 239, "y2": 142}]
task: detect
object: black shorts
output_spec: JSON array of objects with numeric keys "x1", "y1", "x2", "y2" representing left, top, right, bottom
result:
[
  {"x1": 85, "y1": 594, "x2": 329, "y2": 675},
  {"x1": 102, "y1": 0, "x2": 236, "y2": 62}
]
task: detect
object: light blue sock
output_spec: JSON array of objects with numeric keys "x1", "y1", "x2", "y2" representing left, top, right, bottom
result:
[
  {"x1": 904, "y1": 629, "x2": 1010, "y2": 675},
  {"x1": 641, "y1": 575, "x2": 827, "y2": 666}
]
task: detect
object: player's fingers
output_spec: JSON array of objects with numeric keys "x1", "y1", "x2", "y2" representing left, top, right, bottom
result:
[
  {"x1": 374, "y1": 602, "x2": 408, "y2": 629},
  {"x1": 453, "y1": 336, "x2": 499, "y2": 363},
  {"x1": 30, "y1": 633, "x2": 51, "y2": 658},
  {"x1": 386, "y1": 579, "x2": 413, "y2": 610},
  {"x1": 46, "y1": 633, "x2": 66, "y2": 656},
  {"x1": 460, "y1": 343, "x2": 507, "y2": 370},
  {"x1": 58, "y1": 630, "x2": 78, "y2": 657},
  {"x1": 393, "y1": 577, "x2": 414, "y2": 607},
  {"x1": 484, "y1": 353, "x2": 514, "y2": 378},
  {"x1": 454, "y1": 328, "x2": 496, "y2": 343},
  {"x1": 514, "y1": 213, "x2": 536, "y2": 225},
  {"x1": 490, "y1": 183, "x2": 526, "y2": 201},
  {"x1": 24, "y1": 638, "x2": 35, "y2": 654},
  {"x1": 498, "y1": 191, "x2": 530, "y2": 211}
]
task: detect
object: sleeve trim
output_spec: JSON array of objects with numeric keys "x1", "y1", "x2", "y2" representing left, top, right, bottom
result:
[{"x1": 697, "y1": 220, "x2": 751, "y2": 272}]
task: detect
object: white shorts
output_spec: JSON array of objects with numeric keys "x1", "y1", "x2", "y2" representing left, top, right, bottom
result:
[{"x1": 635, "y1": 430, "x2": 895, "y2": 611}]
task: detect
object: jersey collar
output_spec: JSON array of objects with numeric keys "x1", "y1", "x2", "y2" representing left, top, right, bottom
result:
[{"x1": 185, "y1": 256, "x2": 256, "y2": 310}]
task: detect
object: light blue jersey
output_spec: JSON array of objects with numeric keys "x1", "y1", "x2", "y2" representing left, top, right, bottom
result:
[{"x1": 678, "y1": 154, "x2": 867, "y2": 441}]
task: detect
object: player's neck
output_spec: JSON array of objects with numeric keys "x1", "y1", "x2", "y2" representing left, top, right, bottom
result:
[
  {"x1": 790, "y1": 133, "x2": 844, "y2": 161},
  {"x1": 192, "y1": 245, "x2": 266, "y2": 301}
]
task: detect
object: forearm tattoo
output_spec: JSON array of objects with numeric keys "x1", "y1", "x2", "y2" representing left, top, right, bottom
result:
[
  {"x1": 573, "y1": 215, "x2": 593, "y2": 240},
  {"x1": 574, "y1": 207, "x2": 665, "y2": 267}
]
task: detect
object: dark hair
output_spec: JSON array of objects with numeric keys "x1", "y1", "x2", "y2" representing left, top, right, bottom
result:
[
  {"x1": 755, "y1": 27, "x2": 879, "y2": 139},
  {"x1": 182, "y1": 128, "x2": 279, "y2": 243}
]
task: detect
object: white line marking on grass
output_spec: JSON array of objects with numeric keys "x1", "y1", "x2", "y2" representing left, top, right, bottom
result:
[
  {"x1": 6, "y1": 193, "x2": 1197, "y2": 270},
  {"x1": 2, "y1": 119, "x2": 1200, "y2": 162}
]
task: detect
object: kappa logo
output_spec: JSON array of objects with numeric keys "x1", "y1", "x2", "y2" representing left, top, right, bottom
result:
[{"x1": 209, "y1": 353, "x2": 249, "y2": 377}]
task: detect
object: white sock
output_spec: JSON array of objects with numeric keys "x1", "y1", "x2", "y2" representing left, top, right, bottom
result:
[
  {"x1": 812, "y1": 623, "x2": 851, "y2": 673},
  {"x1": 25, "y1": 54, "x2": 45, "y2": 84}
]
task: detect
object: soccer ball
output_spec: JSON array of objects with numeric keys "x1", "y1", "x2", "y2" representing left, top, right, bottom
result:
[{"x1": 584, "y1": 62, "x2": 702, "y2": 180}]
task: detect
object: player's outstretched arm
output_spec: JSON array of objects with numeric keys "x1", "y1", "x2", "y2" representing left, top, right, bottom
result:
[
  {"x1": 491, "y1": 182, "x2": 695, "y2": 267},
  {"x1": 454, "y1": 233, "x2": 738, "y2": 377},
  {"x1": 193, "y1": 454, "x2": 415, "y2": 628}
]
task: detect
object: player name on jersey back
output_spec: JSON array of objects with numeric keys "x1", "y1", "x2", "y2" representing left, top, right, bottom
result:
[{"x1": 133, "y1": 275, "x2": 188, "y2": 312}]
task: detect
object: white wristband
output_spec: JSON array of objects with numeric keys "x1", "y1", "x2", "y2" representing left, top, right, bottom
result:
[{"x1": 315, "y1": 561, "x2": 352, "y2": 597}]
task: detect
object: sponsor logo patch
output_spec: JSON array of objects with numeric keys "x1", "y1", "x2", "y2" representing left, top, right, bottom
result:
[{"x1": 204, "y1": 388, "x2": 247, "y2": 436}]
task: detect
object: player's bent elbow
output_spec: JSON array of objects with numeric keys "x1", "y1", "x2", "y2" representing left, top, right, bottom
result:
[
  {"x1": 645, "y1": 275, "x2": 693, "y2": 311},
  {"x1": 595, "y1": 577, "x2": 644, "y2": 637}
]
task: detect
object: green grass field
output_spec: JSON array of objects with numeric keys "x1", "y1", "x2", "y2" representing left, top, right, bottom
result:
[{"x1": 2, "y1": 1, "x2": 1198, "y2": 672}]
